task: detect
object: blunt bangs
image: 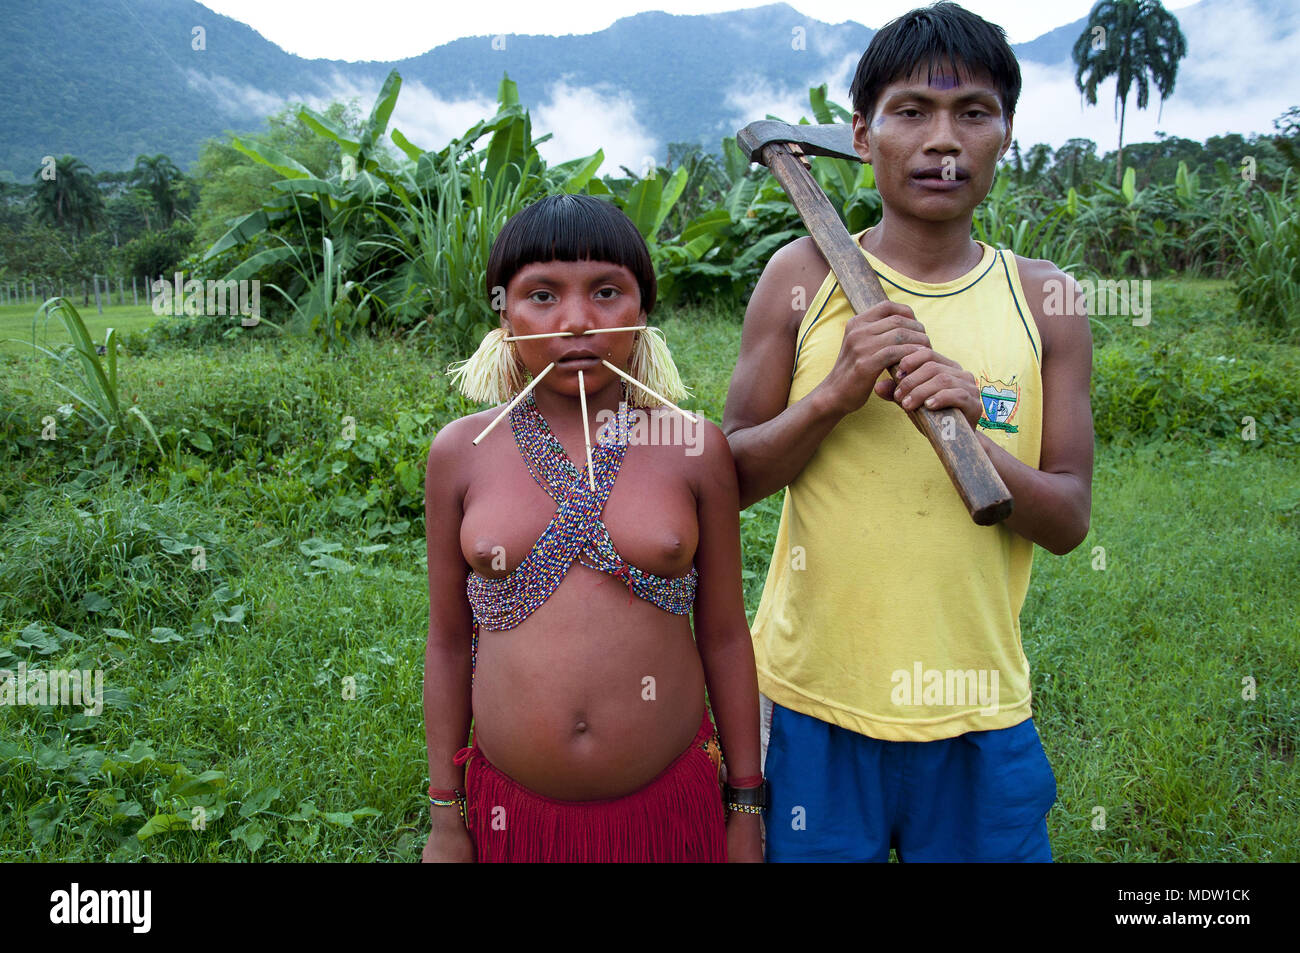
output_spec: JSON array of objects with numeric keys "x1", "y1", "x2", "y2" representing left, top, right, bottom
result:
[{"x1": 486, "y1": 193, "x2": 657, "y2": 314}]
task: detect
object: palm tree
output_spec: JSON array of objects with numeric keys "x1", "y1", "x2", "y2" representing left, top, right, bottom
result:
[
  {"x1": 130, "y1": 153, "x2": 184, "y2": 227},
  {"x1": 31, "y1": 155, "x2": 105, "y2": 238},
  {"x1": 1073, "y1": 0, "x2": 1188, "y2": 185}
]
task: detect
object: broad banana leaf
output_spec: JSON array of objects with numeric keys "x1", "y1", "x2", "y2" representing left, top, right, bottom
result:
[
  {"x1": 205, "y1": 210, "x2": 271, "y2": 260},
  {"x1": 229, "y1": 137, "x2": 311, "y2": 179},
  {"x1": 300, "y1": 108, "x2": 360, "y2": 156},
  {"x1": 364, "y1": 70, "x2": 402, "y2": 144},
  {"x1": 652, "y1": 166, "x2": 688, "y2": 237},
  {"x1": 552, "y1": 150, "x2": 604, "y2": 193},
  {"x1": 223, "y1": 246, "x2": 298, "y2": 282},
  {"x1": 390, "y1": 128, "x2": 424, "y2": 161},
  {"x1": 623, "y1": 175, "x2": 664, "y2": 239},
  {"x1": 682, "y1": 208, "x2": 731, "y2": 243}
]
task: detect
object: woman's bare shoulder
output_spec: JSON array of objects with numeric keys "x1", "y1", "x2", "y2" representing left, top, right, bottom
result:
[
  {"x1": 427, "y1": 406, "x2": 510, "y2": 492},
  {"x1": 432, "y1": 405, "x2": 518, "y2": 449}
]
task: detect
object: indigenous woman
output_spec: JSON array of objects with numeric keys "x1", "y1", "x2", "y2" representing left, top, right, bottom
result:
[{"x1": 420, "y1": 194, "x2": 764, "y2": 862}]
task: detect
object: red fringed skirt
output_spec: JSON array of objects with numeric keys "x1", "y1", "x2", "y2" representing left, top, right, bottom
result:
[{"x1": 455, "y1": 710, "x2": 728, "y2": 863}]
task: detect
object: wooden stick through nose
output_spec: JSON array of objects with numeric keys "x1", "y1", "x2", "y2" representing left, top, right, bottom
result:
[{"x1": 505, "y1": 326, "x2": 647, "y2": 342}]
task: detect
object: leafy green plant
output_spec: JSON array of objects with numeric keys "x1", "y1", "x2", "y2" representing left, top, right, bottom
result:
[
  {"x1": 227, "y1": 234, "x2": 376, "y2": 351},
  {"x1": 1231, "y1": 171, "x2": 1300, "y2": 336},
  {"x1": 202, "y1": 71, "x2": 407, "y2": 346},
  {"x1": 974, "y1": 176, "x2": 1085, "y2": 272},
  {"x1": 1091, "y1": 334, "x2": 1300, "y2": 445},
  {"x1": 376, "y1": 76, "x2": 597, "y2": 351},
  {"x1": 4, "y1": 297, "x2": 163, "y2": 459}
]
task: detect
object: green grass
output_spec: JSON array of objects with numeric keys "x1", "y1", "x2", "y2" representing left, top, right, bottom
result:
[
  {"x1": 0, "y1": 281, "x2": 1296, "y2": 861},
  {"x1": 0, "y1": 300, "x2": 161, "y2": 357}
]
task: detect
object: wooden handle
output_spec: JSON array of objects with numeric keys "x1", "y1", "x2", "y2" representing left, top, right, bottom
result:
[{"x1": 761, "y1": 142, "x2": 1013, "y2": 526}]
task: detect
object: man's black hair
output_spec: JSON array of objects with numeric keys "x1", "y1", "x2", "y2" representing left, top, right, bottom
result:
[
  {"x1": 486, "y1": 193, "x2": 656, "y2": 315},
  {"x1": 849, "y1": 1, "x2": 1021, "y2": 123}
]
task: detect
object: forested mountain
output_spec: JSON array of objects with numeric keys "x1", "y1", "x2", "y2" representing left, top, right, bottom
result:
[{"x1": 0, "y1": 0, "x2": 1289, "y2": 178}]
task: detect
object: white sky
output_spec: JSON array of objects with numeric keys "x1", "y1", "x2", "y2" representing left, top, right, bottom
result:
[{"x1": 198, "y1": 0, "x2": 1202, "y2": 60}]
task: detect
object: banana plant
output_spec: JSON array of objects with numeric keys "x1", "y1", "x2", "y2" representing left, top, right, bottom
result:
[
  {"x1": 1174, "y1": 160, "x2": 1200, "y2": 207},
  {"x1": 375, "y1": 75, "x2": 606, "y2": 350},
  {"x1": 202, "y1": 70, "x2": 408, "y2": 331}
]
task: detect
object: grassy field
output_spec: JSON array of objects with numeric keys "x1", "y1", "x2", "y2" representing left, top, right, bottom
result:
[
  {"x1": 0, "y1": 300, "x2": 161, "y2": 357},
  {"x1": 0, "y1": 279, "x2": 1296, "y2": 861}
]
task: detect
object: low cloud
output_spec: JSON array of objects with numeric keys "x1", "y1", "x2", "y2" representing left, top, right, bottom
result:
[
  {"x1": 383, "y1": 80, "x2": 499, "y2": 151},
  {"x1": 184, "y1": 69, "x2": 296, "y2": 119},
  {"x1": 722, "y1": 50, "x2": 859, "y2": 140},
  {"x1": 724, "y1": 75, "x2": 816, "y2": 128},
  {"x1": 532, "y1": 81, "x2": 657, "y2": 175},
  {"x1": 183, "y1": 68, "x2": 498, "y2": 152},
  {"x1": 184, "y1": 68, "x2": 655, "y2": 174}
]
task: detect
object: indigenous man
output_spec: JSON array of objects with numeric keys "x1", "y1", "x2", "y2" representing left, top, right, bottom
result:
[{"x1": 724, "y1": 1, "x2": 1094, "y2": 861}]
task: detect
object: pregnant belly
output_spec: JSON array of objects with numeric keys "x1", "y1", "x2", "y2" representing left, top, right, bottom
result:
[{"x1": 469, "y1": 570, "x2": 706, "y2": 800}]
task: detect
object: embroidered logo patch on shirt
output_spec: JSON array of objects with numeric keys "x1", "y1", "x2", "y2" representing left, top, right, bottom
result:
[{"x1": 977, "y1": 375, "x2": 1020, "y2": 433}]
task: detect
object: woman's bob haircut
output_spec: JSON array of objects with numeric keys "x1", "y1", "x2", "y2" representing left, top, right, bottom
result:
[{"x1": 486, "y1": 193, "x2": 657, "y2": 315}]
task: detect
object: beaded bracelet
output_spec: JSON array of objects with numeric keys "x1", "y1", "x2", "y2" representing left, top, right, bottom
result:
[
  {"x1": 724, "y1": 776, "x2": 768, "y2": 816},
  {"x1": 429, "y1": 785, "x2": 467, "y2": 824}
]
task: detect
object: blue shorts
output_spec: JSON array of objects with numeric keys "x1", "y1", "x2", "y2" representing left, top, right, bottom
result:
[{"x1": 763, "y1": 701, "x2": 1057, "y2": 862}]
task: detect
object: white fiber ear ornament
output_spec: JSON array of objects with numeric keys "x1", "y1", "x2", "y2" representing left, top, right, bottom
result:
[
  {"x1": 445, "y1": 327, "x2": 527, "y2": 405},
  {"x1": 623, "y1": 325, "x2": 690, "y2": 410}
]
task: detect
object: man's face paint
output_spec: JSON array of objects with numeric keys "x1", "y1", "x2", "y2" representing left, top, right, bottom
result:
[{"x1": 927, "y1": 70, "x2": 962, "y2": 91}]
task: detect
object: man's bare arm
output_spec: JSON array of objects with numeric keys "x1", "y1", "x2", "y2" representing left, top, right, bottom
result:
[{"x1": 977, "y1": 258, "x2": 1094, "y2": 555}]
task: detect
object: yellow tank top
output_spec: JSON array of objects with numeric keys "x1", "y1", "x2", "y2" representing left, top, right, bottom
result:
[{"x1": 750, "y1": 230, "x2": 1043, "y2": 742}]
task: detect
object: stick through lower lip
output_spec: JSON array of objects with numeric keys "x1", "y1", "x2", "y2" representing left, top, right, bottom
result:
[
  {"x1": 471, "y1": 362, "x2": 556, "y2": 445},
  {"x1": 599, "y1": 360, "x2": 698, "y2": 423},
  {"x1": 577, "y1": 369, "x2": 596, "y2": 492},
  {"x1": 504, "y1": 326, "x2": 646, "y2": 341}
]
